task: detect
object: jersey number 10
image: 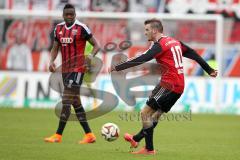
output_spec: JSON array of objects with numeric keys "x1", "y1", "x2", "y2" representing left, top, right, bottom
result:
[{"x1": 171, "y1": 46, "x2": 183, "y2": 68}]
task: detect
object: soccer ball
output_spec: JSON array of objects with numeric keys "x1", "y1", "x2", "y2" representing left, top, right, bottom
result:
[{"x1": 101, "y1": 123, "x2": 120, "y2": 142}]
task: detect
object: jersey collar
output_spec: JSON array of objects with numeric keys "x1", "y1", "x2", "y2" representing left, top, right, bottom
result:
[
  {"x1": 157, "y1": 34, "x2": 166, "y2": 42},
  {"x1": 65, "y1": 20, "x2": 77, "y2": 30}
]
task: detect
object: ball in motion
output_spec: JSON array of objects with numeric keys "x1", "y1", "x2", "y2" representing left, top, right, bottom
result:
[{"x1": 101, "y1": 123, "x2": 120, "y2": 142}]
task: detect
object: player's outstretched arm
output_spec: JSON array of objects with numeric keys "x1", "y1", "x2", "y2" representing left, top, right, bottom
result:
[
  {"x1": 49, "y1": 41, "x2": 59, "y2": 72},
  {"x1": 181, "y1": 42, "x2": 217, "y2": 77},
  {"x1": 110, "y1": 42, "x2": 162, "y2": 72}
]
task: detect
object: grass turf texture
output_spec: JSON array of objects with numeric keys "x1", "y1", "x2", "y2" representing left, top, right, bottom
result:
[{"x1": 0, "y1": 108, "x2": 239, "y2": 160}]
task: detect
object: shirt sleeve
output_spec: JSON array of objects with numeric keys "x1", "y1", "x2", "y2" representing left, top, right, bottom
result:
[
  {"x1": 115, "y1": 42, "x2": 162, "y2": 71},
  {"x1": 81, "y1": 24, "x2": 93, "y2": 40},
  {"x1": 54, "y1": 26, "x2": 59, "y2": 42},
  {"x1": 181, "y1": 41, "x2": 214, "y2": 74}
]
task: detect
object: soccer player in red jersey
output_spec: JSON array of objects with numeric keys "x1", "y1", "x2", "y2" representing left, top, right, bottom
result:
[
  {"x1": 44, "y1": 4, "x2": 100, "y2": 144},
  {"x1": 110, "y1": 19, "x2": 218, "y2": 154}
]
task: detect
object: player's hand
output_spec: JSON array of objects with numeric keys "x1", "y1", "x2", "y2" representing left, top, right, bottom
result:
[
  {"x1": 108, "y1": 66, "x2": 116, "y2": 73},
  {"x1": 49, "y1": 62, "x2": 56, "y2": 72},
  {"x1": 85, "y1": 55, "x2": 94, "y2": 72},
  {"x1": 209, "y1": 70, "x2": 218, "y2": 77}
]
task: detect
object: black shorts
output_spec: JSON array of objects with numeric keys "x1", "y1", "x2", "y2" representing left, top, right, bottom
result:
[
  {"x1": 62, "y1": 72, "x2": 84, "y2": 89},
  {"x1": 146, "y1": 85, "x2": 182, "y2": 113}
]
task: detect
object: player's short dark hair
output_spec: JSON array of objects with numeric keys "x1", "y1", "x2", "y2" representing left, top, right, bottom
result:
[
  {"x1": 144, "y1": 19, "x2": 163, "y2": 32},
  {"x1": 63, "y1": 3, "x2": 75, "y2": 11}
]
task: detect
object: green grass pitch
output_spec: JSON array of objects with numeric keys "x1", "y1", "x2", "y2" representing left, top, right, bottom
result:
[{"x1": 0, "y1": 108, "x2": 239, "y2": 160}]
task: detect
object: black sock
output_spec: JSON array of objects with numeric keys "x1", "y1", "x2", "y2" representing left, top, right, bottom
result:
[
  {"x1": 143, "y1": 125, "x2": 154, "y2": 151},
  {"x1": 133, "y1": 129, "x2": 144, "y2": 142},
  {"x1": 56, "y1": 121, "x2": 67, "y2": 135},
  {"x1": 56, "y1": 104, "x2": 71, "y2": 135},
  {"x1": 133, "y1": 121, "x2": 158, "y2": 142},
  {"x1": 74, "y1": 106, "x2": 91, "y2": 134}
]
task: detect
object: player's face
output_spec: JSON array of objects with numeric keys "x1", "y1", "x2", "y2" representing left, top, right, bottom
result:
[
  {"x1": 144, "y1": 24, "x2": 154, "y2": 41},
  {"x1": 63, "y1": 8, "x2": 76, "y2": 25}
]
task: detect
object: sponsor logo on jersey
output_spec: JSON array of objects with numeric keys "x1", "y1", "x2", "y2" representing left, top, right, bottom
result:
[
  {"x1": 60, "y1": 37, "x2": 73, "y2": 44},
  {"x1": 59, "y1": 31, "x2": 62, "y2": 35},
  {"x1": 72, "y1": 29, "x2": 78, "y2": 35}
]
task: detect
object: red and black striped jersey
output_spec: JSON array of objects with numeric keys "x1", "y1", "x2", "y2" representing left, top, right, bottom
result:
[
  {"x1": 54, "y1": 20, "x2": 92, "y2": 73},
  {"x1": 115, "y1": 36, "x2": 213, "y2": 94}
]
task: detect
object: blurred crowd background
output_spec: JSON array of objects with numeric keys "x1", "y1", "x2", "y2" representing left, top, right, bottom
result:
[{"x1": 0, "y1": 0, "x2": 239, "y2": 76}]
